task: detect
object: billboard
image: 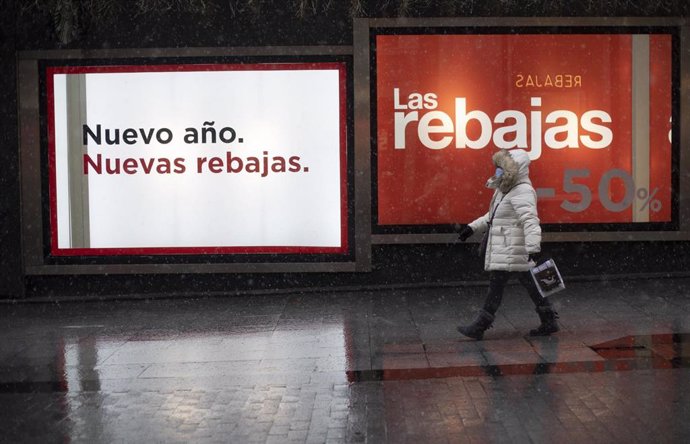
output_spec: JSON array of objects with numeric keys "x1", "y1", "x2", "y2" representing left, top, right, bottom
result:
[
  {"x1": 374, "y1": 32, "x2": 675, "y2": 230},
  {"x1": 46, "y1": 62, "x2": 349, "y2": 256}
]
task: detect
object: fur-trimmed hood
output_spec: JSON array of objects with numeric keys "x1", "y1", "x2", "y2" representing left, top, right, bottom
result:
[
  {"x1": 486, "y1": 149, "x2": 532, "y2": 193},
  {"x1": 471, "y1": 148, "x2": 541, "y2": 272}
]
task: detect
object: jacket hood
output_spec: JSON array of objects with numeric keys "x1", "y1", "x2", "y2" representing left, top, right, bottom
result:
[{"x1": 487, "y1": 149, "x2": 531, "y2": 193}]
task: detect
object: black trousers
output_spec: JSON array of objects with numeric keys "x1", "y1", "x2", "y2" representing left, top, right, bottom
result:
[{"x1": 482, "y1": 270, "x2": 552, "y2": 315}]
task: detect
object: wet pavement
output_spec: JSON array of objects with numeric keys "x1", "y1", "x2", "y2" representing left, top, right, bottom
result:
[{"x1": 2, "y1": 276, "x2": 690, "y2": 443}]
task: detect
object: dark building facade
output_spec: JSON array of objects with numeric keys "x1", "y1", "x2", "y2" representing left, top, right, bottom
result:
[{"x1": 2, "y1": 1, "x2": 690, "y2": 299}]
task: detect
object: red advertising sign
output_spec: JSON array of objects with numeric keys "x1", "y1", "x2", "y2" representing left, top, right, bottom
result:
[{"x1": 375, "y1": 33, "x2": 673, "y2": 226}]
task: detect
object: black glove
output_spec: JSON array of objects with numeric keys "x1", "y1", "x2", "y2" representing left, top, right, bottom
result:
[
  {"x1": 458, "y1": 226, "x2": 474, "y2": 242},
  {"x1": 528, "y1": 252, "x2": 543, "y2": 264}
]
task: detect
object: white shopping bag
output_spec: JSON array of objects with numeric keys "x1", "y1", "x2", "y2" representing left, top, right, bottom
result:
[{"x1": 530, "y1": 258, "x2": 566, "y2": 297}]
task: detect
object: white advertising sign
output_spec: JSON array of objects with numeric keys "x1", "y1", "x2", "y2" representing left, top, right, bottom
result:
[{"x1": 48, "y1": 63, "x2": 347, "y2": 255}]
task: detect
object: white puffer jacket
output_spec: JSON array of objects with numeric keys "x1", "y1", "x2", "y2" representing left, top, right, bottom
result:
[{"x1": 468, "y1": 149, "x2": 541, "y2": 272}]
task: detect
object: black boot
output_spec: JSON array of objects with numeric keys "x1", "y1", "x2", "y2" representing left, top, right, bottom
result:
[
  {"x1": 457, "y1": 309, "x2": 494, "y2": 340},
  {"x1": 529, "y1": 306, "x2": 560, "y2": 336}
]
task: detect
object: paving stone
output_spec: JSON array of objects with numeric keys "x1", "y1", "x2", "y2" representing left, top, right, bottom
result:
[{"x1": 2, "y1": 277, "x2": 690, "y2": 442}]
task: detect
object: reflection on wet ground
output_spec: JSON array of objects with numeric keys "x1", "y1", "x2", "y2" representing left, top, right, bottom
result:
[
  {"x1": 2, "y1": 277, "x2": 690, "y2": 442},
  {"x1": 348, "y1": 333, "x2": 690, "y2": 382}
]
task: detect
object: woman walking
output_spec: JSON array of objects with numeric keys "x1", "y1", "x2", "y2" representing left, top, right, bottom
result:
[{"x1": 457, "y1": 148, "x2": 559, "y2": 340}]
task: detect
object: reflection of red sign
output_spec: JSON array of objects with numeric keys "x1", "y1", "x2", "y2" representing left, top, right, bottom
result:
[{"x1": 376, "y1": 34, "x2": 672, "y2": 225}]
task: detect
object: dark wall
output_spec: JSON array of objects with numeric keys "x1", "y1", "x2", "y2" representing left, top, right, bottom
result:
[
  {"x1": 1, "y1": 1, "x2": 22, "y2": 298},
  {"x1": 21, "y1": 241, "x2": 690, "y2": 300},
  {"x1": 9, "y1": 1, "x2": 690, "y2": 50},
  {"x1": 2, "y1": 1, "x2": 690, "y2": 299}
]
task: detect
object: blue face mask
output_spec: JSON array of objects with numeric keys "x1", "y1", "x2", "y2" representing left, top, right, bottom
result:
[{"x1": 495, "y1": 167, "x2": 504, "y2": 178}]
